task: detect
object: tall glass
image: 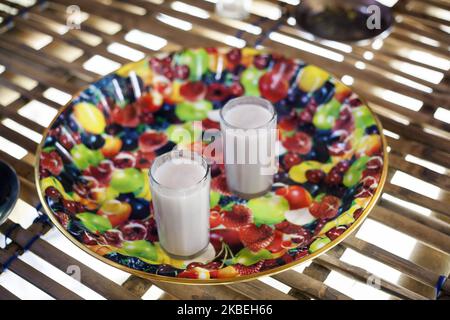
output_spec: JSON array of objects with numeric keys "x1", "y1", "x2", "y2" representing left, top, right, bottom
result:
[
  {"x1": 149, "y1": 150, "x2": 210, "y2": 259},
  {"x1": 220, "y1": 96, "x2": 277, "y2": 199}
]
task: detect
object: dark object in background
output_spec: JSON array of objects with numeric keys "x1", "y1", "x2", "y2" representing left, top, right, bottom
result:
[
  {"x1": 295, "y1": 0, "x2": 393, "y2": 43},
  {"x1": 0, "y1": 160, "x2": 20, "y2": 225}
]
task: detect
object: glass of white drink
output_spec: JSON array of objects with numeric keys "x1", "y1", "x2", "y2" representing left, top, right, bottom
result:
[
  {"x1": 220, "y1": 96, "x2": 277, "y2": 199},
  {"x1": 149, "y1": 150, "x2": 211, "y2": 259}
]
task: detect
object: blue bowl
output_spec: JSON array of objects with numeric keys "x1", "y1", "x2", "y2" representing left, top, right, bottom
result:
[{"x1": 0, "y1": 160, "x2": 20, "y2": 225}]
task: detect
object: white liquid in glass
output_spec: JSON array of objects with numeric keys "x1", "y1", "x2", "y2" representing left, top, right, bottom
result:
[
  {"x1": 221, "y1": 98, "x2": 277, "y2": 198},
  {"x1": 154, "y1": 160, "x2": 205, "y2": 188},
  {"x1": 224, "y1": 104, "x2": 273, "y2": 129},
  {"x1": 150, "y1": 156, "x2": 210, "y2": 258}
]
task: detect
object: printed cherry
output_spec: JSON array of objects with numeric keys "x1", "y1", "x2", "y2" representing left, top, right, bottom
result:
[
  {"x1": 259, "y1": 71, "x2": 289, "y2": 103},
  {"x1": 282, "y1": 132, "x2": 312, "y2": 155}
]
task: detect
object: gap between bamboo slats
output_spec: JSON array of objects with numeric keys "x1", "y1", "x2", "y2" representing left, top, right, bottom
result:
[
  {"x1": 370, "y1": 205, "x2": 450, "y2": 254},
  {"x1": 343, "y1": 236, "x2": 450, "y2": 295},
  {"x1": 50, "y1": 0, "x2": 222, "y2": 48},
  {"x1": 0, "y1": 219, "x2": 140, "y2": 300},
  {"x1": 0, "y1": 247, "x2": 83, "y2": 300},
  {"x1": 387, "y1": 138, "x2": 450, "y2": 169},
  {"x1": 315, "y1": 254, "x2": 427, "y2": 300},
  {"x1": 0, "y1": 49, "x2": 78, "y2": 93},
  {"x1": 0, "y1": 33, "x2": 98, "y2": 82},
  {"x1": 379, "y1": 198, "x2": 450, "y2": 236},
  {"x1": 272, "y1": 270, "x2": 352, "y2": 300},
  {"x1": 15, "y1": 16, "x2": 130, "y2": 65},
  {"x1": 388, "y1": 153, "x2": 450, "y2": 191}
]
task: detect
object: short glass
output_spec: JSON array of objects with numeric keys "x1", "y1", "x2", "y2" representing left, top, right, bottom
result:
[
  {"x1": 149, "y1": 150, "x2": 211, "y2": 259},
  {"x1": 219, "y1": 96, "x2": 277, "y2": 199}
]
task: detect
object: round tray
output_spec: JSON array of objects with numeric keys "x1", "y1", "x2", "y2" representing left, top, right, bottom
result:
[{"x1": 36, "y1": 47, "x2": 388, "y2": 284}]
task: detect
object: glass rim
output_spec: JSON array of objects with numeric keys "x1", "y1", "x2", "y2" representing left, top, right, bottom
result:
[
  {"x1": 149, "y1": 150, "x2": 210, "y2": 191},
  {"x1": 219, "y1": 96, "x2": 276, "y2": 130}
]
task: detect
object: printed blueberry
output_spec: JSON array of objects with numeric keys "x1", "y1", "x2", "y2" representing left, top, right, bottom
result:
[
  {"x1": 365, "y1": 124, "x2": 379, "y2": 135},
  {"x1": 118, "y1": 192, "x2": 136, "y2": 203},
  {"x1": 302, "y1": 182, "x2": 321, "y2": 197},
  {"x1": 120, "y1": 131, "x2": 139, "y2": 151},
  {"x1": 81, "y1": 133, "x2": 105, "y2": 150},
  {"x1": 44, "y1": 136, "x2": 56, "y2": 147},
  {"x1": 67, "y1": 118, "x2": 79, "y2": 132},
  {"x1": 130, "y1": 198, "x2": 150, "y2": 220},
  {"x1": 155, "y1": 141, "x2": 176, "y2": 156},
  {"x1": 313, "y1": 81, "x2": 335, "y2": 105}
]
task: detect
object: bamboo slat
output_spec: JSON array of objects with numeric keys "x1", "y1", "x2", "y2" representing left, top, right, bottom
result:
[{"x1": 0, "y1": 286, "x2": 19, "y2": 300}]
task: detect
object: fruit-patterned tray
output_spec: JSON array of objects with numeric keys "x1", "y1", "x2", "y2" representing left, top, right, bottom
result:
[{"x1": 36, "y1": 47, "x2": 388, "y2": 284}]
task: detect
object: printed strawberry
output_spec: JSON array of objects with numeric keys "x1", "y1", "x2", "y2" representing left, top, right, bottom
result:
[
  {"x1": 222, "y1": 204, "x2": 252, "y2": 229},
  {"x1": 309, "y1": 195, "x2": 341, "y2": 219},
  {"x1": 40, "y1": 151, "x2": 63, "y2": 176},
  {"x1": 239, "y1": 224, "x2": 274, "y2": 252},
  {"x1": 211, "y1": 174, "x2": 231, "y2": 196},
  {"x1": 234, "y1": 261, "x2": 264, "y2": 276},
  {"x1": 275, "y1": 221, "x2": 311, "y2": 246}
]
